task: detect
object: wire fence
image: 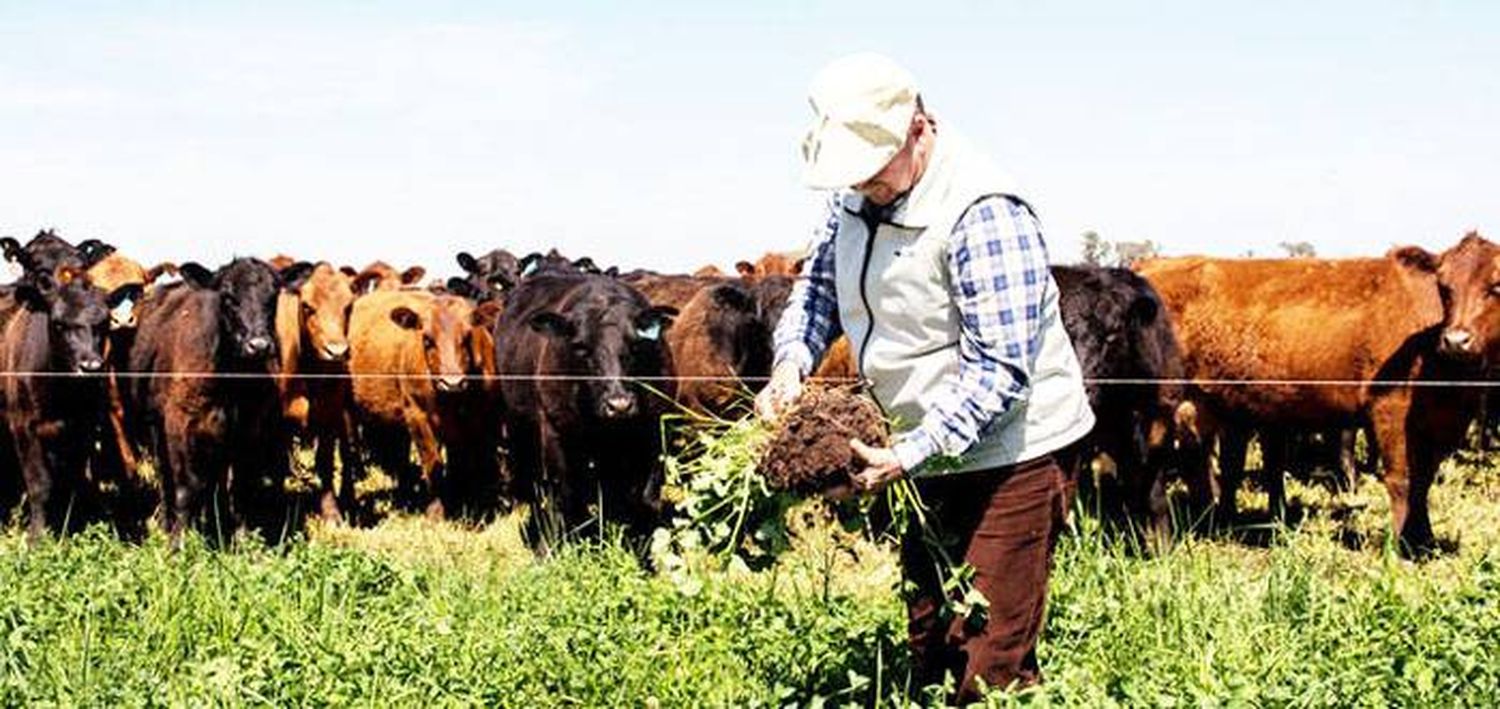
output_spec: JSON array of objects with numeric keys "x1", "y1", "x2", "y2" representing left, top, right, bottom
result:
[{"x1": 0, "y1": 371, "x2": 1498, "y2": 388}]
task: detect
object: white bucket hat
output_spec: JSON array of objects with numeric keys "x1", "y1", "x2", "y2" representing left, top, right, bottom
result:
[{"x1": 799, "y1": 52, "x2": 920, "y2": 190}]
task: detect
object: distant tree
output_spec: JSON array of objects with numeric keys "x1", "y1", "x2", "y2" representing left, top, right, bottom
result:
[
  {"x1": 1081, "y1": 230, "x2": 1113, "y2": 266},
  {"x1": 1279, "y1": 241, "x2": 1317, "y2": 258},
  {"x1": 1113, "y1": 240, "x2": 1161, "y2": 267}
]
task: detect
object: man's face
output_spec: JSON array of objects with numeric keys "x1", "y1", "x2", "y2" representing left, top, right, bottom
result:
[{"x1": 853, "y1": 113, "x2": 930, "y2": 206}]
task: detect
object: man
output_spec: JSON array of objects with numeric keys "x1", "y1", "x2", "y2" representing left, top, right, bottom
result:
[{"x1": 756, "y1": 53, "x2": 1095, "y2": 699}]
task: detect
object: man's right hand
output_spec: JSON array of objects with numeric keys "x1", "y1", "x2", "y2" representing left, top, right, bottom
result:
[{"x1": 755, "y1": 360, "x2": 805, "y2": 422}]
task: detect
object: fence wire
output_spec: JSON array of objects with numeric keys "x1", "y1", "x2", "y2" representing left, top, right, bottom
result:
[{"x1": 0, "y1": 371, "x2": 1498, "y2": 388}]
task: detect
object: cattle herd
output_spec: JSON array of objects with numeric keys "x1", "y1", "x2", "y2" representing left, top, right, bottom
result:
[{"x1": 0, "y1": 227, "x2": 1496, "y2": 556}]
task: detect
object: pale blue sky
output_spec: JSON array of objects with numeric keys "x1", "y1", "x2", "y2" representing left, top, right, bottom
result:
[{"x1": 2, "y1": 1, "x2": 1496, "y2": 278}]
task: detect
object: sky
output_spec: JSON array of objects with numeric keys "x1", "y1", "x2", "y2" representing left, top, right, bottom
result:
[{"x1": 1, "y1": 1, "x2": 1496, "y2": 280}]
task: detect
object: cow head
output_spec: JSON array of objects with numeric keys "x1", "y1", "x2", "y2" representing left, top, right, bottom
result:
[
  {"x1": 85, "y1": 253, "x2": 174, "y2": 331},
  {"x1": 389, "y1": 295, "x2": 479, "y2": 393},
  {"x1": 295, "y1": 263, "x2": 356, "y2": 362},
  {"x1": 180, "y1": 258, "x2": 314, "y2": 361},
  {"x1": 701, "y1": 282, "x2": 775, "y2": 379},
  {"x1": 456, "y1": 249, "x2": 520, "y2": 301},
  {"x1": 351, "y1": 261, "x2": 426, "y2": 294},
  {"x1": 2, "y1": 230, "x2": 112, "y2": 282},
  {"x1": 528, "y1": 282, "x2": 677, "y2": 420},
  {"x1": 1428, "y1": 232, "x2": 1500, "y2": 365},
  {"x1": 15, "y1": 267, "x2": 138, "y2": 374}
]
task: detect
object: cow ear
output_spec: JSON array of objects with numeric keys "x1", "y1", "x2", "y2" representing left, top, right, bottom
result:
[
  {"x1": 635, "y1": 305, "x2": 678, "y2": 341},
  {"x1": 107, "y1": 283, "x2": 144, "y2": 310},
  {"x1": 77, "y1": 239, "x2": 116, "y2": 266},
  {"x1": 710, "y1": 283, "x2": 755, "y2": 313},
  {"x1": 179, "y1": 262, "x2": 216, "y2": 288},
  {"x1": 735, "y1": 261, "x2": 755, "y2": 278},
  {"x1": 145, "y1": 262, "x2": 179, "y2": 286},
  {"x1": 457, "y1": 252, "x2": 479, "y2": 274},
  {"x1": 351, "y1": 269, "x2": 382, "y2": 295},
  {"x1": 339, "y1": 265, "x2": 359, "y2": 278},
  {"x1": 528, "y1": 311, "x2": 576, "y2": 339},
  {"x1": 279, "y1": 261, "x2": 317, "y2": 291},
  {"x1": 389, "y1": 306, "x2": 422, "y2": 331},
  {"x1": 519, "y1": 252, "x2": 543, "y2": 278},
  {"x1": 1390, "y1": 245, "x2": 1439, "y2": 274},
  {"x1": 0, "y1": 237, "x2": 20, "y2": 263},
  {"x1": 792, "y1": 257, "x2": 808, "y2": 275},
  {"x1": 1389, "y1": 245, "x2": 1444, "y2": 330},
  {"x1": 604, "y1": 266, "x2": 619, "y2": 278},
  {"x1": 401, "y1": 266, "x2": 426, "y2": 285},
  {"x1": 446, "y1": 277, "x2": 480, "y2": 300},
  {"x1": 573, "y1": 257, "x2": 600, "y2": 274}
]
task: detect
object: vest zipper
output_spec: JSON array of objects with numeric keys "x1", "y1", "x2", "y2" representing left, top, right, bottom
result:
[{"x1": 855, "y1": 210, "x2": 882, "y2": 384}]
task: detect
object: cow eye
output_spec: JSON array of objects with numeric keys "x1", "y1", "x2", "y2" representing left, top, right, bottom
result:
[
  {"x1": 1489, "y1": 283, "x2": 1500, "y2": 298},
  {"x1": 423, "y1": 335, "x2": 435, "y2": 348}
]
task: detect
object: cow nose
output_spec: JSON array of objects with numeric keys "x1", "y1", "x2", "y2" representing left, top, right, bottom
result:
[
  {"x1": 322, "y1": 341, "x2": 350, "y2": 360},
  {"x1": 1442, "y1": 329, "x2": 1475, "y2": 354},
  {"x1": 602, "y1": 394, "x2": 636, "y2": 418},
  {"x1": 246, "y1": 336, "x2": 272, "y2": 355},
  {"x1": 78, "y1": 357, "x2": 104, "y2": 373},
  {"x1": 436, "y1": 374, "x2": 467, "y2": 392}
]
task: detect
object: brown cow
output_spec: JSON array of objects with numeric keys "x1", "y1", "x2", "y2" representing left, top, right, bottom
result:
[
  {"x1": 275, "y1": 262, "x2": 363, "y2": 522},
  {"x1": 1137, "y1": 234, "x2": 1500, "y2": 551},
  {"x1": 349, "y1": 290, "x2": 500, "y2": 519},
  {"x1": 351, "y1": 261, "x2": 427, "y2": 295},
  {"x1": 813, "y1": 336, "x2": 859, "y2": 381}
]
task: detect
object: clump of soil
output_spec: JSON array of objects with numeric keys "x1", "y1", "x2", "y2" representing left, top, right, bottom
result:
[{"x1": 758, "y1": 387, "x2": 889, "y2": 495}]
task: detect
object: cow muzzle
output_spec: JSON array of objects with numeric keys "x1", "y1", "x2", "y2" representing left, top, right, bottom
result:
[
  {"x1": 436, "y1": 374, "x2": 467, "y2": 392},
  {"x1": 320, "y1": 341, "x2": 350, "y2": 361},
  {"x1": 77, "y1": 357, "x2": 104, "y2": 373},
  {"x1": 1440, "y1": 329, "x2": 1480, "y2": 359},
  {"x1": 244, "y1": 336, "x2": 273, "y2": 357},
  {"x1": 601, "y1": 394, "x2": 637, "y2": 418}
]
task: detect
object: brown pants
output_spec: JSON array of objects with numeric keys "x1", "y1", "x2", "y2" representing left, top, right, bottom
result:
[{"x1": 901, "y1": 454, "x2": 1070, "y2": 702}]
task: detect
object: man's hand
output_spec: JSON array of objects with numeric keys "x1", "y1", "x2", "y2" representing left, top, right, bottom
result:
[
  {"x1": 846, "y1": 438, "x2": 905, "y2": 495},
  {"x1": 755, "y1": 360, "x2": 804, "y2": 422}
]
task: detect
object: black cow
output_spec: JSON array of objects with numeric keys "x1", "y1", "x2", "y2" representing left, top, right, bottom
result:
[
  {"x1": 454, "y1": 248, "x2": 522, "y2": 302},
  {"x1": 0, "y1": 268, "x2": 139, "y2": 540},
  {"x1": 494, "y1": 273, "x2": 677, "y2": 553},
  {"x1": 125, "y1": 257, "x2": 313, "y2": 543},
  {"x1": 1052, "y1": 265, "x2": 1206, "y2": 540}
]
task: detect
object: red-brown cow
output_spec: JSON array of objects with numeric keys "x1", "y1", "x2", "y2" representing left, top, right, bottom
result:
[
  {"x1": 275, "y1": 262, "x2": 362, "y2": 522},
  {"x1": 349, "y1": 290, "x2": 500, "y2": 519},
  {"x1": 1137, "y1": 233, "x2": 1500, "y2": 551}
]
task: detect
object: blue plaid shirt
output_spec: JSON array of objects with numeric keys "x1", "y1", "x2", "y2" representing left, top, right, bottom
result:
[{"x1": 773, "y1": 192, "x2": 1052, "y2": 472}]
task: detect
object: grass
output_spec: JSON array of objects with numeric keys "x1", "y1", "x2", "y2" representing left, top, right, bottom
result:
[{"x1": 0, "y1": 448, "x2": 1498, "y2": 706}]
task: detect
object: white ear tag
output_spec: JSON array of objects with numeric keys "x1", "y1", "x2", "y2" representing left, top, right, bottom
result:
[{"x1": 636, "y1": 322, "x2": 661, "y2": 341}]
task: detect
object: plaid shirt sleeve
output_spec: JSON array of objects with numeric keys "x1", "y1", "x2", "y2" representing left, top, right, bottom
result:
[
  {"x1": 772, "y1": 193, "x2": 844, "y2": 376},
  {"x1": 891, "y1": 196, "x2": 1052, "y2": 472}
]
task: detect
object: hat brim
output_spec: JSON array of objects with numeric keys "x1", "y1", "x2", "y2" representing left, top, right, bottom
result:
[{"x1": 799, "y1": 120, "x2": 902, "y2": 190}]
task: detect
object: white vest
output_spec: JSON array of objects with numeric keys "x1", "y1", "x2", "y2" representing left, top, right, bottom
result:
[{"x1": 832, "y1": 130, "x2": 1094, "y2": 475}]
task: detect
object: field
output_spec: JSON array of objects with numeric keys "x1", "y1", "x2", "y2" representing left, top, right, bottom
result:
[{"x1": 1, "y1": 443, "x2": 1499, "y2": 706}]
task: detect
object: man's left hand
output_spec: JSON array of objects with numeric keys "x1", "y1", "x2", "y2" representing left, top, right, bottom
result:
[{"x1": 848, "y1": 439, "x2": 905, "y2": 495}]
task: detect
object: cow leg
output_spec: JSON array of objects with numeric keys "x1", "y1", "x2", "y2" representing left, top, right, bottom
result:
[
  {"x1": 336, "y1": 412, "x2": 362, "y2": 522},
  {"x1": 313, "y1": 426, "x2": 340, "y2": 523},
  {"x1": 1261, "y1": 429, "x2": 1288, "y2": 521},
  {"x1": 405, "y1": 411, "x2": 446, "y2": 520},
  {"x1": 1371, "y1": 399, "x2": 1418, "y2": 553},
  {"x1": 1337, "y1": 429, "x2": 1359, "y2": 493},
  {"x1": 16, "y1": 432, "x2": 53, "y2": 543},
  {"x1": 1216, "y1": 426, "x2": 1249, "y2": 523}
]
